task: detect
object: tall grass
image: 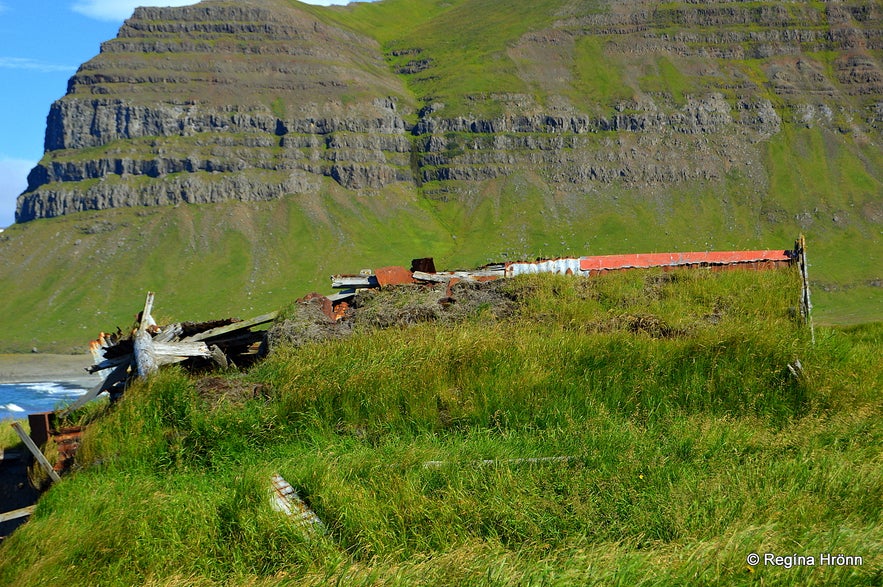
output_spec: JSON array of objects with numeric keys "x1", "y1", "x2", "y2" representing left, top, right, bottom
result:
[{"x1": 1, "y1": 269, "x2": 881, "y2": 585}]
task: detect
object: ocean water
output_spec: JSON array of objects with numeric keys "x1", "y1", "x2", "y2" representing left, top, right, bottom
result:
[{"x1": 0, "y1": 382, "x2": 88, "y2": 421}]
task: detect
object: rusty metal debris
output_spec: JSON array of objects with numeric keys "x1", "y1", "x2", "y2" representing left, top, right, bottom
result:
[{"x1": 324, "y1": 241, "x2": 804, "y2": 320}]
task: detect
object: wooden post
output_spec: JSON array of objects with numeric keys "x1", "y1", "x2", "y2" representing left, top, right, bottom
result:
[
  {"x1": 134, "y1": 292, "x2": 158, "y2": 379},
  {"x1": 11, "y1": 422, "x2": 61, "y2": 484},
  {"x1": 797, "y1": 235, "x2": 815, "y2": 345}
]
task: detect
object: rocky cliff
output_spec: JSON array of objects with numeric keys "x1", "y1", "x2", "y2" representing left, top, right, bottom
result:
[{"x1": 15, "y1": 0, "x2": 883, "y2": 222}]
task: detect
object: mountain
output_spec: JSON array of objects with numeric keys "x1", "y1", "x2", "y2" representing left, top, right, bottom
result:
[{"x1": 2, "y1": 0, "x2": 882, "y2": 351}]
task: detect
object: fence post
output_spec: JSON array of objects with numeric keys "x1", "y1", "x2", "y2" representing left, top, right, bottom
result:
[{"x1": 797, "y1": 235, "x2": 815, "y2": 345}]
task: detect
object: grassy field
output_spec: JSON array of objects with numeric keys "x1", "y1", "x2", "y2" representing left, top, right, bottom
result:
[
  {"x1": 2, "y1": 0, "x2": 880, "y2": 351},
  {"x1": 2, "y1": 135, "x2": 881, "y2": 355},
  {"x1": 0, "y1": 269, "x2": 880, "y2": 585}
]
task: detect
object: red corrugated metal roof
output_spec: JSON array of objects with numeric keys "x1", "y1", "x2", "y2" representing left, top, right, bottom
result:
[{"x1": 579, "y1": 250, "x2": 792, "y2": 272}]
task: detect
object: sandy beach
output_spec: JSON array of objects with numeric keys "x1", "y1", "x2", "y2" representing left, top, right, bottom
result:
[{"x1": 0, "y1": 353, "x2": 99, "y2": 387}]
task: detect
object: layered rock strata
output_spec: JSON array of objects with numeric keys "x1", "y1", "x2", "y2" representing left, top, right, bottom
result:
[{"x1": 16, "y1": 0, "x2": 883, "y2": 222}]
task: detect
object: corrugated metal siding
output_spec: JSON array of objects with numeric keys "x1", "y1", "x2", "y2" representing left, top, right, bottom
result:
[
  {"x1": 579, "y1": 250, "x2": 792, "y2": 272},
  {"x1": 270, "y1": 474, "x2": 325, "y2": 534},
  {"x1": 504, "y1": 258, "x2": 587, "y2": 277}
]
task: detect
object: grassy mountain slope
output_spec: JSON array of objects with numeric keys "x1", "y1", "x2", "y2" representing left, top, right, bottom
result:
[
  {"x1": 1, "y1": 155, "x2": 880, "y2": 352},
  {"x1": 1, "y1": 270, "x2": 880, "y2": 584},
  {"x1": 2, "y1": 0, "x2": 881, "y2": 351}
]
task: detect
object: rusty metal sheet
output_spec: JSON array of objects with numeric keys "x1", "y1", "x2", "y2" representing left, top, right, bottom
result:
[
  {"x1": 410, "y1": 257, "x2": 436, "y2": 273},
  {"x1": 579, "y1": 250, "x2": 792, "y2": 272},
  {"x1": 298, "y1": 292, "x2": 335, "y2": 320},
  {"x1": 375, "y1": 266, "x2": 416, "y2": 287},
  {"x1": 27, "y1": 412, "x2": 55, "y2": 448}
]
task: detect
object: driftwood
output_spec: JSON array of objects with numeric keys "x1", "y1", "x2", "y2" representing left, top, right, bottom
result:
[{"x1": 61, "y1": 292, "x2": 277, "y2": 415}]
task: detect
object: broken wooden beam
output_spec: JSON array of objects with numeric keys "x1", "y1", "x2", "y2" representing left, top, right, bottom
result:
[
  {"x1": 134, "y1": 292, "x2": 158, "y2": 379},
  {"x1": 0, "y1": 506, "x2": 36, "y2": 524},
  {"x1": 181, "y1": 311, "x2": 278, "y2": 343},
  {"x1": 11, "y1": 422, "x2": 61, "y2": 484}
]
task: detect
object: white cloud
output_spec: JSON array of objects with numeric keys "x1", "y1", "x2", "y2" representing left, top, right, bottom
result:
[
  {"x1": 72, "y1": 0, "x2": 359, "y2": 21},
  {"x1": 0, "y1": 157, "x2": 35, "y2": 227},
  {"x1": 0, "y1": 57, "x2": 77, "y2": 74},
  {"x1": 71, "y1": 1, "x2": 198, "y2": 22}
]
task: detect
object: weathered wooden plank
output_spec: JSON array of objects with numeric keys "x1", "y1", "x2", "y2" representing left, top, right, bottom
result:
[
  {"x1": 182, "y1": 311, "x2": 278, "y2": 343},
  {"x1": 58, "y1": 362, "x2": 131, "y2": 416},
  {"x1": 133, "y1": 292, "x2": 159, "y2": 379},
  {"x1": 798, "y1": 235, "x2": 815, "y2": 345},
  {"x1": 139, "y1": 291, "x2": 155, "y2": 331},
  {"x1": 87, "y1": 354, "x2": 132, "y2": 374},
  {"x1": 134, "y1": 329, "x2": 157, "y2": 379},
  {"x1": 11, "y1": 422, "x2": 61, "y2": 483},
  {"x1": 209, "y1": 345, "x2": 228, "y2": 368},
  {"x1": 153, "y1": 323, "x2": 183, "y2": 343},
  {"x1": 413, "y1": 270, "x2": 503, "y2": 283},
  {"x1": 57, "y1": 382, "x2": 103, "y2": 416},
  {"x1": 412, "y1": 271, "x2": 452, "y2": 283},
  {"x1": 153, "y1": 341, "x2": 212, "y2": 358},
  {"x1": 0, "y1": 505, "x2": 36, "y2": 523}
]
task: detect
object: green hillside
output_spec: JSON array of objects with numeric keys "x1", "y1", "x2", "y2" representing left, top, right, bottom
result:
[
  {"x1": 1, "y1": 270, "x2": 880, "y2": 585},
  {"x1": 2, "y1": 0, "x2": 882, "y2": 351}
]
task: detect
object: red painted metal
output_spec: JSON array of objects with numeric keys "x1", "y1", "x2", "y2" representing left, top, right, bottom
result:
[
  {"x1": 579, "y1": 250, "x2": 792, "y2": 273},
  {"x1": 375, "y1": 266, "x2": 416, "y2": 287}
]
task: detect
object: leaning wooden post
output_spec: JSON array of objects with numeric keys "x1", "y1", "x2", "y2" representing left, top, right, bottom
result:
[
  {"x1": 134, "y1": 291, "x2": 158, "y2": 378},
  {"x1": 11, "y1": 422, "x2": 61, "y2": 484},
  {"x1": 797, "y1": 235, "x2": 815, "y2": 345}
]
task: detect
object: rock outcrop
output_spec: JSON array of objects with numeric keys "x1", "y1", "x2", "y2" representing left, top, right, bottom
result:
[{"x1": 15, "y1": 0, "x2": 883, "y2": 222}]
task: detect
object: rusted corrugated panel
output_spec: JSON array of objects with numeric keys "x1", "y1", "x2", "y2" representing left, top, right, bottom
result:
[
  {"x1": 410, "y1": 257, "x2": 436, "y2": 273},
  {"x1": 504, "y1": 258, "x2": 586, "y2": 278},
  {"x1": 579, "y1": 250, "x2": 792, "y2": 272},
  {"x1": 375, "y1": 266, "x2": 416, "y2": 287}
]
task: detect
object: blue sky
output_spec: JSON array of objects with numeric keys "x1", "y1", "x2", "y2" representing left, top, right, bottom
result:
[{"x1": 0, "y1": 0, "x2": 358, "y2": 228}]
